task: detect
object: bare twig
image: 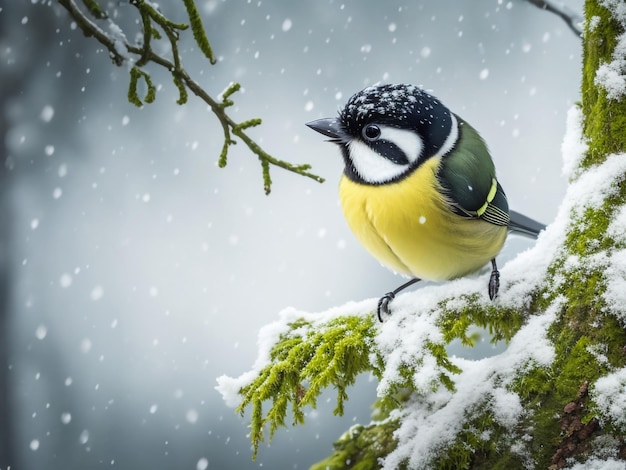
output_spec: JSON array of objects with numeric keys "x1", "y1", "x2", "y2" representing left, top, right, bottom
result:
[
  {"x1": 523, "y1": 0, "x2": 583, "y2": 37},
  {"x1": 56, "y1": 0, "x2": 325, "y2": 194}
]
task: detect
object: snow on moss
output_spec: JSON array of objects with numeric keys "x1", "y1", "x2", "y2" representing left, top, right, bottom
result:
[
  {"x1": 592, "y1": 366, "x2": 626, "y2": 429},
  {"x1": 561, "y1": 106, "x2": 588, "y2": 180},
  {"x1": 380, "y1": 309, "x2": 556, "y2": 470},
  {"x1": 595, "y1": 0, "x2": 626, "y2": 99}
]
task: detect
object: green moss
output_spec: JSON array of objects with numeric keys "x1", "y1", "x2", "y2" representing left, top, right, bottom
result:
[
  {"x1": 516, "y1": 368, "x2": 554, "y2": 402},
  {"x1": 564, "y1": 207, "x2": 611, "y2": 254},
  {"x1": 554, "y1": 337, "x2": 605, "y2": 400},
  {"x1": 236, "y1": 315, "x2": 382, "y2": 459},
  {"x1": 127, "y1": 66, "x2": 156, "y2": 107},
  {"x1": 182, "y1": 0, "x2": 217, "y2": 64},
  {"x1": 438, "y1": 295, "x2": 527, "y2": 345}
]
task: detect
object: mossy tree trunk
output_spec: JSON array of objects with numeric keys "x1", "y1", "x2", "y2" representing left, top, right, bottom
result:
[
  {"x1": 538, "y1": 1, "x2": 626, "y2": 467},
  {"x1": 309, "y1": 1, "x2": 626, "y2": 468}
]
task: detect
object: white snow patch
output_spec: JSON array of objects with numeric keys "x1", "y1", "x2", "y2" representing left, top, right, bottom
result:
[
  {"x1": 374, "y1": 289, "x2": 446, "y2": 397},
  {"x1": 588, "y1": 15, "x2": 601, "y2": 32},
  {"x1": 595, "y1": 62, "x2": 626, "y2": 99},
  {"x1": 592, "y1": 366, "x2": 626, "y2": 428},
  {"x1": 566, "y1": 457, "x2": 626, "y2": 470},
  {"x1": 563, "y1": 152, "x2": 626, "y2": 217},
  {"x1": 595, "y1": 0, "x2": 626, "y2": 99},
  {"x1": 607, "y1": 204, "x2": 626, "y2": 239},
  {"x1": 107, "y1": 20, "x2": 129, "y2": 59},
  {"x1": 380, "y1": 309, "x2": 556, "y2": 470},
  {"x1": 561, "y1": 106, "x2": 588, "y2": 180},
  {"x1": 603, "y1": 248, "x2": 626, "y2": 323}
]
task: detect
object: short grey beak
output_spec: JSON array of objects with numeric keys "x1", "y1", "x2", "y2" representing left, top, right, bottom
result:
[{"x1": 306, "y1": 118, "x2": 344, "y2": 140}]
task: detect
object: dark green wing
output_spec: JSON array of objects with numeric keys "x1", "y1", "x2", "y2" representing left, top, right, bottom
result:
[{"x1": 437, "y1": 116, "x2": 510, "y2": 227}]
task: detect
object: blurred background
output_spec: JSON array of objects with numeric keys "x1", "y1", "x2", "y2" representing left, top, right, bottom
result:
[{"x1": 1, "y1": 1, "x2": 582, "y2": 468}]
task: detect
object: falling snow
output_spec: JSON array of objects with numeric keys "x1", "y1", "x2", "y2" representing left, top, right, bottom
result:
[
  {"x1": 186, "y1": 409, "x2": 199, "y2": 424},
  {"x1": 79, "y1": 430, "x2": 89, "y2": 445},
  {"x1": 40, "y1": 105, "x2": 54, "y2": 122},
  {"x1": 60, "y1": 413, "x2": 72, "y2": 425},
  {"x1": 35, "y1": 325, "x2": 47, "y2": 340},
  {"x1": 90, "y1": 286, "x2": 104, "y2": 301},
  {"x1": 59, "y1": 273, "x2": 72, "y2": 288}
]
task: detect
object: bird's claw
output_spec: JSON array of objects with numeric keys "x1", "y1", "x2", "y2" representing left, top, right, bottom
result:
[
  {"x1": 488, "y1": 268, "x2": 500, "y2": 300},
  {"x1": 377, "y1": 292, "x2": 395, "y2": 322}
]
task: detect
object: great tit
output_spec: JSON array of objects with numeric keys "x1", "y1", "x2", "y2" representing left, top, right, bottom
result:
[{"x1": 307, "y1": 83, "x2": 545, "y2": 321}]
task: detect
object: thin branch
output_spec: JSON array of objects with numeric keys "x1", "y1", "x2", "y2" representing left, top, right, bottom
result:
[
  {"x1": 523, "y1": 0, "x2": 584, "y2": 37},
  {"x1": 56, "y1": 0, "x2": 325, "y2": 194}
]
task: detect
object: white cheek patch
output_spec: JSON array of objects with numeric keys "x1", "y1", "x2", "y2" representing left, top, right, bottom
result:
[
  {"x1": 378, "y1": 126, "x2": 423, "y2": 164},
  {"x1": 347, "y1": 126, "x2": 423, "y2": 184}
]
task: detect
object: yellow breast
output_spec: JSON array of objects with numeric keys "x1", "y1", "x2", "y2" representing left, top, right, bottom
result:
[{"x1": 338, "y1": 157, "x2": 507, "y2": 281}]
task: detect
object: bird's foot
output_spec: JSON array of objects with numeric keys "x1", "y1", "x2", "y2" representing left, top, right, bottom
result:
[
  {"x1": 488, "y1": 259, "x2": 500, "y2": 300},
  {"x1": 376, "y1": 278, "x2": 422, "y2": 322},
  {"x1": 377, "y1": 292, "x2": 395, "y2": 322}
]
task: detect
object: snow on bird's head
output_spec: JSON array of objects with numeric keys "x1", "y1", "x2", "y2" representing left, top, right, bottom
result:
[{"x1": 339, "y1": 84, "x2": 447, "y2": 130}]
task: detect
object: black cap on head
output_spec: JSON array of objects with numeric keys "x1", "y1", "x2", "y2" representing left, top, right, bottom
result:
[{"x1": 339, "y1": 84, "x2": 453, "y2": 158}]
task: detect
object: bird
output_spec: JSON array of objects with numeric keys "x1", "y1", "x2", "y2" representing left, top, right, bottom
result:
[{"x1": 306, "y1": 83, "x2": 545, "y2": 322}]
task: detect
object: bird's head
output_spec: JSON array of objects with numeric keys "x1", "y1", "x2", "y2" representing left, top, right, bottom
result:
[{"x1": 307, "y1": 83, "x2": 458, "y2": 184}]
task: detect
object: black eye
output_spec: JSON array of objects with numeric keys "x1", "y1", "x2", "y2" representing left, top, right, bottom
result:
[{"x1": 362, "y1": 124, "x2": 381, "y2": 141}]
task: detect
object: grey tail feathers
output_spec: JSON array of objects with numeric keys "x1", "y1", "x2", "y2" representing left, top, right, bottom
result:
[{"x1": 509, "y1": 210, "x2": 546, "y2": 239}]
